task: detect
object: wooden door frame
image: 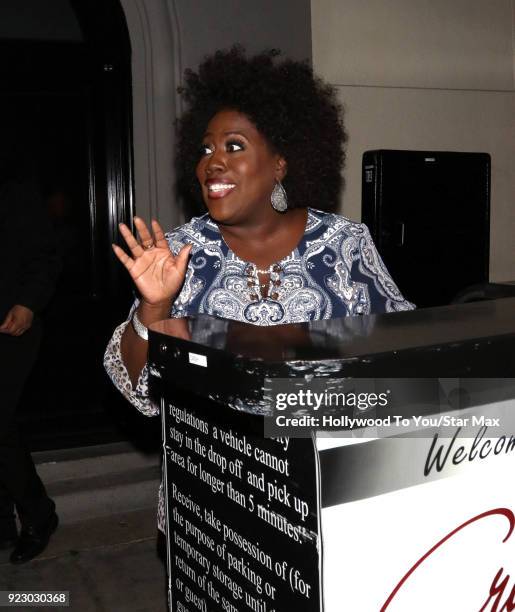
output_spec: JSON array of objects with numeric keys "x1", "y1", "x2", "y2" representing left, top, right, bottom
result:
[{"x1": 71, "y1": 0, "x2": 134, "y2": 318}]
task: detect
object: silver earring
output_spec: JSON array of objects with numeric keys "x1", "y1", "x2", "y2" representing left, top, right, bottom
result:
[{"x1": 271, "y1": 181, "x2": 288, "y2": 212}]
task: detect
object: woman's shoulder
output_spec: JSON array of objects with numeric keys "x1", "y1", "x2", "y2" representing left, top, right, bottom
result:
[
  {"x1": 306, "y1": 207, "x2": 369, "y2": 237},
  {"x1": 165, "y1": 213, "x2": 221, "y2": 253}
]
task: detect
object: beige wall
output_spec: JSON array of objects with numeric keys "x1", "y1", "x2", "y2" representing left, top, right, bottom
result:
[{"x1": 312, "y1": 0, "x2": 515, "y2": 282}]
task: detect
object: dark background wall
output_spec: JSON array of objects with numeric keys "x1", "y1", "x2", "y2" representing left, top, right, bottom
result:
[{"x1": 0, "y1": 0, "x2": 81, "y2": 40}]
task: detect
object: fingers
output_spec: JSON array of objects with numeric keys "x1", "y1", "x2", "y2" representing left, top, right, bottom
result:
[
  {"x1": 12, "y1": 327, "x2": 29, "y2": 337},
  {"x1": 119, "y1": 222, "x2": 144, "y2": 256},
  {"x1": 175, "y1": 243, "x2": 193, "y2": 274},
  {"x1": 151, "y1": 219, "x2": 168, "y2": 249},
  {"x1": 112, "y1": 243, "x2": 136, "y2": 272},
  {"x1": 114, "y1": 218, "x2": 191, "y2": 282},
  {"x1": 0, "y1": 311, "x2": 15, "y2": 334},
  {"x1": 0, "y1": 306, "x2": 34, "y2": 335},
  {"x1": 134, "y1": 216, "x2": 154, "y2": 249},
  {"x1": 118, "y1": 217, "x2": 164, "y2": 254},
  {"x1": 0, "y1": 318, "x2": 27, "y2": 336},
  {"x1": 11, "y1": 305, "x2": 33, "y2": 328}
]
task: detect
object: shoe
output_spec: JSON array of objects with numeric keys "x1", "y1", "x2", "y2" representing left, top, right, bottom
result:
[{"x1": 9, "y1": 512, "x2": 58, "y2": 564}]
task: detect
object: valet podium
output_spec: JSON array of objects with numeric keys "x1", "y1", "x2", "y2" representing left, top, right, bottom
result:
[{"x1": 149, "y1": 298, "x2": 515, "y2": 612}]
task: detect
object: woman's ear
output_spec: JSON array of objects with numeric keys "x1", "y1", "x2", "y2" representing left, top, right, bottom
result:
[{"x1": 275, "y1": 156, "x2": 287, "y2": 181}]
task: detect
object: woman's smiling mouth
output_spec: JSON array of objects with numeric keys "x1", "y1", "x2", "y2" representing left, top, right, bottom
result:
[{"x1": 206, "y1": 182, "x2": 236, "y2": 198}]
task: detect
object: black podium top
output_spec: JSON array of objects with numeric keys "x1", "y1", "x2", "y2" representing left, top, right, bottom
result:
[
  {"x1": 148, "y1": 298, "x2": 515, "y2": 410},
  {"x1": 150, "y1": 298, "x2": 514, "y2": 370}
]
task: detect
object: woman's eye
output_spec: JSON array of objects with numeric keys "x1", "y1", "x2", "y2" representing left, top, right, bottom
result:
[
  {"x1": 226, "y1": 141, "x2": 244, "y2": 153},
  {"x1": 199, "y1": 144, "x2": 213, "y2": 156}
]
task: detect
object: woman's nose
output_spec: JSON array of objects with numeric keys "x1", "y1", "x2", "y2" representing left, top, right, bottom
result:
[{"x1": 206, "y1": 149, "x2": 226, "y2": 174}]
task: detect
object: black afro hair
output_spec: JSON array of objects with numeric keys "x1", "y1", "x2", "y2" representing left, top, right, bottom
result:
[{"x1": 176, "y1": 46, "x2": 346, "y2": 215}]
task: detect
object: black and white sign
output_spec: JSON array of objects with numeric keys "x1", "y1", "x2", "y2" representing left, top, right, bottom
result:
[{"x1": 161, "y1": 388, "x2": 321, "y2": 612}]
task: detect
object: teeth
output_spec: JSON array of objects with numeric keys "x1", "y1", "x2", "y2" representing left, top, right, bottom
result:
[{"x1": 208, "y1": 183, "x2": 235, "y2": 192}]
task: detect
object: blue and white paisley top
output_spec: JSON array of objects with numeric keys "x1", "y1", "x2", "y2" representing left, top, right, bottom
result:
[
  {"x1": 105, "y1": 208, "x2": 413, "y2": 414},
  {"x1": 169, "y1": 208, "x2": 413, "y2": 322}
]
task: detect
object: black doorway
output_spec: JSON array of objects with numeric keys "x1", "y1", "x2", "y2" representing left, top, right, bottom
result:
[{"x1": 0, "y1": 1, "x2": 158, "y2": 450}]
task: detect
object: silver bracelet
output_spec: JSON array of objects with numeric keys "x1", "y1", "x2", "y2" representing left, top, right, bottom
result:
[{"x1": 131, "y1": 309, "x2": 149, "y2": 341}]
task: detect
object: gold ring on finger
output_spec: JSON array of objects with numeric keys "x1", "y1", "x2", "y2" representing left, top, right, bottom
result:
[{"x1": 143, "y1": 241, "x2": 155, "y2": 250}]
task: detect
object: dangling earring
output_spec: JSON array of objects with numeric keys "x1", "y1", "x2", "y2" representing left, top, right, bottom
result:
[{"x1": 271, "y1": 181, "x2": 288, "y2": 212}]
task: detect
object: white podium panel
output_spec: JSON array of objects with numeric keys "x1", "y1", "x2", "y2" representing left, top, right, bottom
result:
[{"x1": 319, "y1": 404, "x2": 515, "y2": 611}]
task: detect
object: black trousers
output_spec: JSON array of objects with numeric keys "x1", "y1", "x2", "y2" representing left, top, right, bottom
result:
[{"x1": 0, "y1": 319, "x2": 54, "y2": 532}]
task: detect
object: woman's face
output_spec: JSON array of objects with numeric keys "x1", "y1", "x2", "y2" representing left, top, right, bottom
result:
[{"x1": 196, "y1": 109, "x2": 286, "y2": 226}]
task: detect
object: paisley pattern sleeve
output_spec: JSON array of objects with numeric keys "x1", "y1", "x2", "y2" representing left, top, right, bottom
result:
[
  {"x1": 103, "y1": 299, "x2": 158, "y2": 417},
  {"x1": 353, "y1": 223, "x2": 415, "y2": 313}
]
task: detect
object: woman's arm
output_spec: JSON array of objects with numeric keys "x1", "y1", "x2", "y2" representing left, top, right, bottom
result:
[
  {"x1": 357, "y1": 223, "x2": 415, "y2": 313},
  {"x1": 106, "y1": 217, "x2": 191, "y2": 405},
  {"x1": 120, "y1": 299, "x2": 170, "y2": 387}
]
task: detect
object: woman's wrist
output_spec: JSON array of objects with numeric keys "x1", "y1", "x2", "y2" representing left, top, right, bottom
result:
[
  {"x1": 130, "y1": 299, "x2": 171, "y2": 342},
  {"x1": 137, "y1": 299, "x2": 172, "y2": 327}
]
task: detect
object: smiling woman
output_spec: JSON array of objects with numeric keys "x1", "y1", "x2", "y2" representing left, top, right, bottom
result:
[
  {"x1": 196, "y1": 109, "x2": 306, "y2": 269},
  {"x1": 197, "y1": 110, "x2": 286, "y2": 228},
  {"x1": 103, "y1": 46, "x2": 414, "y2": 533}
]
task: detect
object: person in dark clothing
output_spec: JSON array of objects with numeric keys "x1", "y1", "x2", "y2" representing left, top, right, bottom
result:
[{"x1": 0, "y1": 157, "x2": 61, "y2": 563}]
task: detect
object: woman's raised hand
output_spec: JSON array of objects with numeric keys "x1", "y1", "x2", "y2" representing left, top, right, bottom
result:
[{"x1": 112, "y1": 217, "x2": 192, "y2": 306}]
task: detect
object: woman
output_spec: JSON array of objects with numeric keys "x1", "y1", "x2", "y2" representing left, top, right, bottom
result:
[{"x1": 104, "y1": 47, "x2": 413, "y2": 529}]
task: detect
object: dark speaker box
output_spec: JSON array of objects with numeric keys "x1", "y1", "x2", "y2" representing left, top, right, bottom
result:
[{"x1": 362, "y1": 149, "x2": 490, "y2": 308}]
